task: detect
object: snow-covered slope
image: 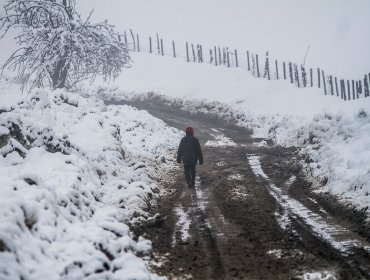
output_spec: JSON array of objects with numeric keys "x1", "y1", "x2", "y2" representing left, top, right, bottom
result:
[
  {"x1": 76, "y1": 0, "x2": 370, "y2": 78},
  {"x1": 101, "y1": 53, "x2": 369, "y2": 118},
  {"x1": 0, "y1": 82, "x2": 181, "y2": 279},
  {"x1": 93, "y1": 52, "x2": 370, "y2": 216}
]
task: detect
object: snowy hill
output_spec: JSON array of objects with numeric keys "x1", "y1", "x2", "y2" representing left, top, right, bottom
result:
[
  {"x1": 0, "y1": 81, "x2": 180, "y2": 279},
  {"x1": 91, "y1": 51, "x2": 370, "y2": 215}
]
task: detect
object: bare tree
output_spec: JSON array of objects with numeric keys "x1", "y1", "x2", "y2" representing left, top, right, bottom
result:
[{"x1": 0, "y1": 0, "x2": 130, "y2": 91}]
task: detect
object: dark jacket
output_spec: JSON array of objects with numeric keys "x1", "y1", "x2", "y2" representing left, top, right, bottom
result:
[{"x1": 177, "y1": 135, "x2": 203, "y2": 166}]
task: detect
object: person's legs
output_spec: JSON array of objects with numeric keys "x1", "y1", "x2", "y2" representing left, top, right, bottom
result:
[
  {"x1": 191, "y1": 165, "x2": 196, "y2": 187},
  {"x1": 184, "y1": 165, "x2": 192, "y2": 187}
]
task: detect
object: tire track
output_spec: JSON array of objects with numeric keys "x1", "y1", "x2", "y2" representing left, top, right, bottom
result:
[{"x1": 248, "y1": 154, "x2": 370, "y2": 277}]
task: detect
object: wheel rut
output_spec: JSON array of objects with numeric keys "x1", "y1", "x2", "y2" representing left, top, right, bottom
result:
[{"x1": 106, "y1": 98, "x2": 370, "y2": 280}]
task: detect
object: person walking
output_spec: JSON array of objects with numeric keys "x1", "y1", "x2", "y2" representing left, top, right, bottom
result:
[{"x1": 177, "y1": 126, "x2": 203, "y2": 188}]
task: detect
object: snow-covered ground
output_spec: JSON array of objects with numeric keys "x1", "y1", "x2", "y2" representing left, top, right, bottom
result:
[
  {"x1": 1, "y1": 2, "x2": 369, "y2": 278},
  {"x1": 92, "y1": 52, "x2": 370, "y2": 216},
  {"x1": 0, "y1": 77, "x2": 181, "y2": 279}
]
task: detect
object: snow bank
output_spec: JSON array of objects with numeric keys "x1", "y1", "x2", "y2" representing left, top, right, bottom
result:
[
  {"x1": 0, "y1": 85, "x2": 180, "y2": 279},
  {"x1": 274, "y1": 110, "x2": 370, "y2": 210}
]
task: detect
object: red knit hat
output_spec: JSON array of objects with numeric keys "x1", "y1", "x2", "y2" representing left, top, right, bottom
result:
[{"x1": 185, "y1": 126, "x2": 194, "y2": 135}]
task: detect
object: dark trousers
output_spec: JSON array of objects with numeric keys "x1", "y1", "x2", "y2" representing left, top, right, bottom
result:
[{"x1": 184, "y1": 165, "x2": 196, "y2": 187}]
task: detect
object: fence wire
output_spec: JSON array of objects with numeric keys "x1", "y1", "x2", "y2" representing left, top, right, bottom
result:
[{"x1": 122, "y1": 30, "x2": 370, "y2": 101}]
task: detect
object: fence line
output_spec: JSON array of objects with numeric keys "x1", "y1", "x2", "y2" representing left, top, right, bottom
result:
[{"x1": 122, "y1": 30, "x2": 370, "y2": 101}]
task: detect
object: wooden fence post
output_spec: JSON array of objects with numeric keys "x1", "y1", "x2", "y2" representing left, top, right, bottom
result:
[
  {"x1": 124, "y1": 31, "x2": 128, "y2": 44},
  {"x1": 342, "y1": 80, "x2": 347, "y2": 100},
  {"x1": 256, "y1": 54, "x2": 260, "y2": 78},
  {"x1": 136, "y1": 33, "x2": 140, "y2": 52},
  {"x1": 200, "y1": 45, "x2": 203, "y2": 63},
  {"x1": 283, "y1": 62, "x2": 286, "y2": 80},
  {"x1": 201, "y1": 45, "x2": 204, "y2": 62},
  {"x1": 340, "y1": 80, "x2": 344, "y2": 99},
  {"x1": 352, "y1": 80, "x2": 356, "y2": 99},
  {"x1": 275, "y1": 60, "x2": 279, "y2": 80},
  {"x1": 172, "y1": 40, "x2": 176, "y2": 58},
  {"x1": 335, "y1": 77, "x2": 339, "y2": 97},
  {"x1": 294, "y1": 64, "x2": 300, "y2": 87},
  {"x1": 347, "y1": 80, "x2": 351, "y2": 100},
  {"x1": 264, "y1": 52, "x2": 270, "y2": 80},
  {"x1": 214, "y1": 47, "x2": 218, "y2": 66},
  {"x1": 310, "y1": 68, "x2": 313, "y2": 87},
  {"x1": 317, "y1": 68, "x2": 321, "y2": 88},
  {"x1": 186, "y1": 42, "x2": 189, "y2": 62},
  {"x1": 156, "y1": 33, "x2": 160, "y2": 54},
  {"x1": 359, "y1": 80, "x2": 363, "y2": 95},
  {"x1": 364, "y1": 75, "x2": 369, "y2": 97},
  {"x1": 289, "y1": 63, "x2": 293, "y2": 83},
  {"x1": 218, "y1": 47, "x2": 222, "y2": 65},
  {"x1": 226, "y1": 49, "x2": 230, "y2": 67},
  {"x1": 247, "y1": 51, "x2": 250, "y2": 71},
  {"x1": 251, "y1": 55, "x2": 256, "y2": 76},
  {"x1": 130, "y1": 29, "x2": 136, "y2": 51},
  {"x1": 191, "y1": 44, "x2": 196, "y2": 62},
  {"x1": 301, "y1": 65, "x2": 307, "y2": 87},
  {"x1": 160, "y1": 39, "x2": 164, "y2": 56},
  {"x1": 197, "y1": 45, "x2": 202, "y2": 63},
  {"x1": 197, "y1": 44, "x2": 202, "y2": 63},
  {"x1": 235, "y1": 50, "x2": 238, "y2": 67},
  {"x1": 149, "y1": 37, "x2": 152, "y2": 53},
  {"x1": 329, "y1": 76, "x2": 333, "y2": 95},
  {"x1": 199, "y1": 45, "x2": 202, "y2": 62},
  {"x1": 322, "y1": 70, "x2": 326, "y2": 95},
  {"x1": 356, "y1": 81, "x2": 359, "y2": 98}
]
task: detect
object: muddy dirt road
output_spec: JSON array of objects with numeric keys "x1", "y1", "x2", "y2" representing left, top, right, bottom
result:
[{"x1": 106, "y1": 98, "x2": 370, "y2": 280}]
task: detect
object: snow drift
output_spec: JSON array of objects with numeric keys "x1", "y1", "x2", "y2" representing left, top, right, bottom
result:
[{"x1": 0, "y1": 83, "x2": 180, "y2": 279}]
